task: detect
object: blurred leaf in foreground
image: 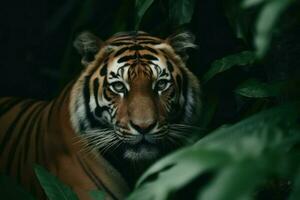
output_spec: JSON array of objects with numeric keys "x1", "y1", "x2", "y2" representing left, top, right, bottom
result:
[
  {"x1": 34, "y1": 165, "x2": 79, "y2": 200},
  {"x1": 243, "y1": 0, "x2": 293, "y2": 58},
  {"x1": 127, "y1": 103, "x2": 300, "y2": 200},
  {"x1": 127, "y1": 149, "x2": 230, "y2": 200},
  {"x1": 89, "y1": 190, "x2": 105, "y2": 200},
  {"x1": 198, "y1": 160, "x2": 263, "y2": 200}
]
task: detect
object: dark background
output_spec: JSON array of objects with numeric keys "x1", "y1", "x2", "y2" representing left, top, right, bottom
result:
[{"x1": 0, "y1": 0, "x2": 240, "y2": 98}]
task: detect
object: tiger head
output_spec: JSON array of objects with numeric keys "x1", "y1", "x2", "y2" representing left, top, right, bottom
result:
[{"x1": 70, "y1": 31, "x2": 201, "y2": 162}]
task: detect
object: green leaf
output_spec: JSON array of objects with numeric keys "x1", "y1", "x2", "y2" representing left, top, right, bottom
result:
[
  {"x1": 196, "y1": 103, "x2": 299, "y2": 157},
  {"x1": 198, "y1": 160, "x2": 264, "y2": 200},
  {"x1": 202, "y1": 51, "x2": 256, "y2": 83},
  {"x1": 134, "y1": 0, "x2": 154, "y2": 30},
  {"x1": 34, "y1": 165, "x2": 79, "y2": 200},
  {"x1": 223, "y1": 0, "x2": 253, "y2": 43},
  {"x1": 196, "y1": 103, "x2": 300, "y2": 200},
  {"x1": 253, "y1": 0, "x2": 293, "y2": 58},
  {"x1": 242, "y1": 0, "x2": 265, "y2": 8},
  {"x1": 127, "y1": 149, "x2": 230, "y2": 200},
  {"x1": 128, "y1": 103, "x2": 300, "y2": 200},
  {"x1": 0, "y1": 174, "x2": 36, "y2": 200},
  {"x1": 89, "y1": 190, "x2": 105, "y2": 200},
  {"x1": 235, "y1": 79, "x2": 284, "y2": 98},
  {"x1": 168, "y1": 0, "x2": 196, "y2": 26}
]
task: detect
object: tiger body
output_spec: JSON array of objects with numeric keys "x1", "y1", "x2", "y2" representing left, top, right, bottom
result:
[
  {"x1": 0, "y1": 87, "x2": 128, "y2": 200},
  {"x1": 0, "y1": 31, "x2": 201, "y2": 199}
]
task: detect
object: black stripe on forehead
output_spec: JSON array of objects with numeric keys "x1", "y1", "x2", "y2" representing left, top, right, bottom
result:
[
  {"x1": 117, "y1": 53, "x2": 158, "y2": 63},
  {"x1": 114, "y1": 45, "x2": 158, "y2": 58},
  {"x1": 110, "y1": 42, "x2": 134, "y2": 46},
  {"x1": 138, "y1": 41, "x2": 161, "y2": 45},
  {"x1": 141, "y1": 54, "x2": 159, "y2": 61},
  {"x1": 117, "y1": 55, "x2": 137, "y2": 63},
  {"x1": 135, "y1": 37, "x2": 161, "y2": 41},
  {"x1": 114, "y1": 47, "x2": 129, "y2": 57},
  {"x1": 143, "y1": 46, "x2": 158, "y2": 54},
  {"x1": 129, "y1": 45, "x2": 144, "y2": 51}
]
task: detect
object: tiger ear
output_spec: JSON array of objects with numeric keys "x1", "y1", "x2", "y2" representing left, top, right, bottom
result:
[
  {"x1": 74, "y1": 31, "x2": 103, "y2": 66},
  {"x1": 166, "y1": 31, "x2": 197, "y2": 61}
]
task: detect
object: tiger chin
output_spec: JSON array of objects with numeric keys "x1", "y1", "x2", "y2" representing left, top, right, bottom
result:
[{"x1": 0, "y1": 30, "x2": 201, "y2": 200}]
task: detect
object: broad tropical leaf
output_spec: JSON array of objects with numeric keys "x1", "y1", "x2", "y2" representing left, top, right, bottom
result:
[
  {"x1": 198, "y1": 160, "x2": 264, "y2": 200},
  {"x1": 34, "y1": 165, "x2": 79, "y2": 200},
  {"x1": 202, "y1": 51, "x2": 256, "y2": 83},
  {"x1": 89, "y1": 190, "x2": 105, "y2": 200},
  {"x1": 127, "y1": 149, "x2": 230, "y2": 200},
  {"x1": 134, "y1": 0, "x2": 154, "y2": 30},
  {"x1": 235, "y1": 79, "x2": 284, "y2": 98},
  {"x1": 169, "y1": 0, "x2": 196, "y2": 26},
  {"x1": 128, "y1": 103, "x2": 300, "y2": 200},
  {"x1": 245, "y1": 0, "x2": 293, "y2": 58}
]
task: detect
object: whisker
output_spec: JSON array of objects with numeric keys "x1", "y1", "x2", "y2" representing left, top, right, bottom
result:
[
  {"x1": 72, "y1": 128, "x2": 115, "y2": 143},
  {"x1": 77, "y1": 129, "x2": 118, "y2": 155}
]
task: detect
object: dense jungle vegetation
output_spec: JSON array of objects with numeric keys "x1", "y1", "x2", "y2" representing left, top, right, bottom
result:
[{"x1": 0, "y1": 0, "x2": 300, "y2": 199}]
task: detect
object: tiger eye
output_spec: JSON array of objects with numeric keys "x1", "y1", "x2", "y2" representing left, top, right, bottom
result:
[
  {"x1": 111, "y1": 81, "x2": 127, "y2": 93},
  {"x1": 155, "y1": 79, "x2": 169, "y2": 91}
]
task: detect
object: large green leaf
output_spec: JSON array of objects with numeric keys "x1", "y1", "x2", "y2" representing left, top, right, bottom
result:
[
  {"x1": 223, "y1": 0, "x2": 254, "y2": 43},
  {"x1": 168, "y1": 0, "x2": 196, "y2": 26},
  {"x1": 127, "y1": 149, "x2": 231, "y2": 200},
  {"x1": 244, "y1": 0, "x2": 293, "y2": 58},
  {"x1": 196, "y1": 103, "x2": 299, "y2": 154},
  {"x1": 34, "y1": 165, "x2": 79, "y2": 200},
  {"x1": 128, "y1": 103, "x2": 299, "y2": 199},
  {"x1": 0, "y1": 174, "x2": 36, "y2": 200},
  {"x1": 235, "y1": 79, "x2": 284, "y2": 98},
  {"x1": 89, "y1": 190, "x2": 105, "y2": 200},
  {"x1": 134, "y1": 0, "x2": 154, "y2": 30},
  {"x1": 198, "y1": 160, "x2": 264, "y2": 200},
  {"x1": 202, "y1": 51, "x2": 256, "y2": 83},
  {"x1": 242, "y1": 0, "x2": 265, "y2": 7}
]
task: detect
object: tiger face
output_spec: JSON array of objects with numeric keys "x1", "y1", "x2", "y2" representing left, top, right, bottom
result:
[{"x1": 70, "y1": 31, "x2": 201, "y2": 161}]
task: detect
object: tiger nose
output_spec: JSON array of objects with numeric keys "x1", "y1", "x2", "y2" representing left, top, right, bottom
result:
[{"x1": 130, "y1": 120, "x2": 157, "y2": 134}]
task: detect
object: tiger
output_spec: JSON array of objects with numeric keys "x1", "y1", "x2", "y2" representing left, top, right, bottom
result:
[{"x1": 0, "y1": 30, "x2": 201, "y2": 200}]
